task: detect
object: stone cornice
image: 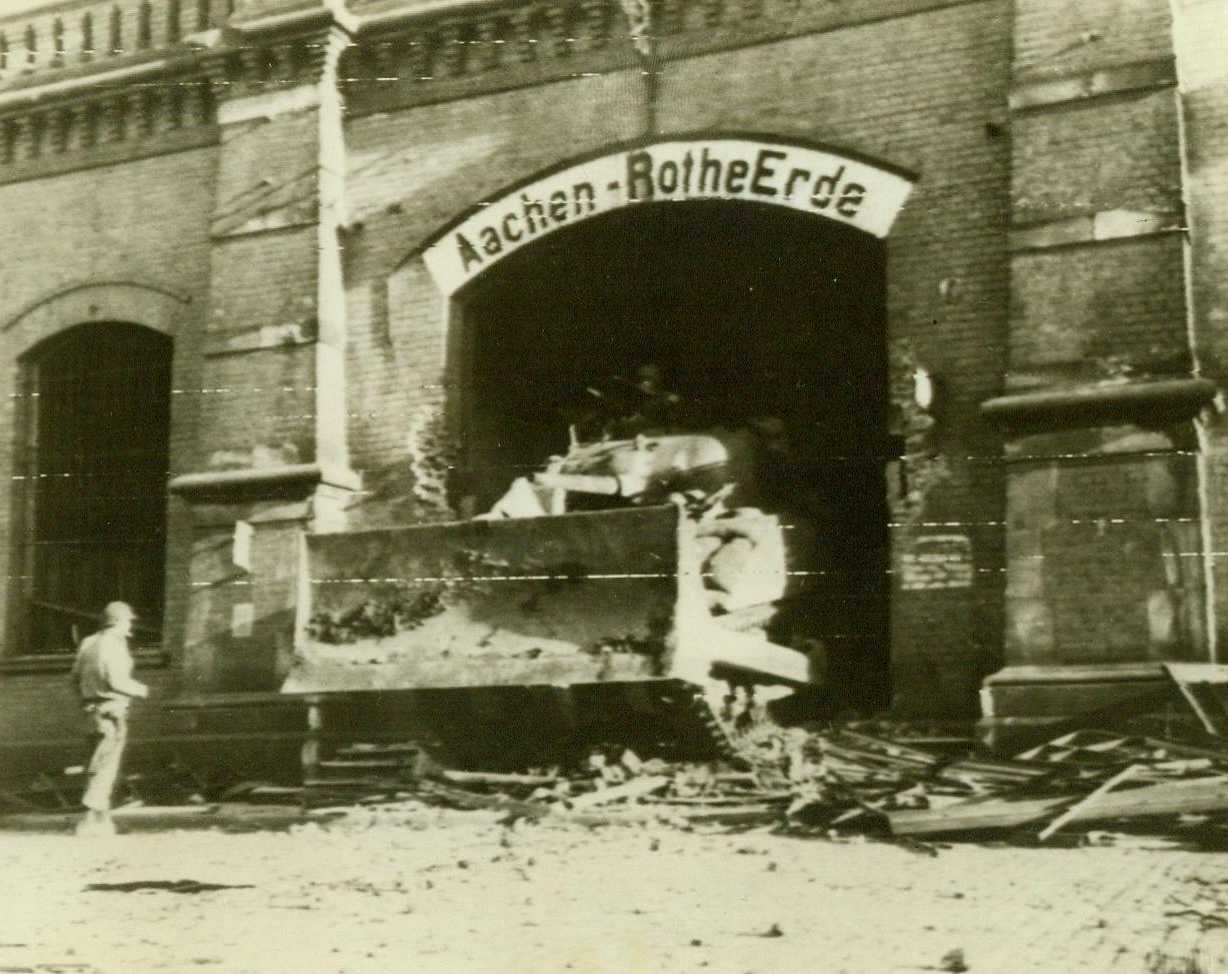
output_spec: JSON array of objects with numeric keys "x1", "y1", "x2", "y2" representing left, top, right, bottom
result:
[
  {"x1": 1009, "y1": 57, "x2": 1176, "y2": 113},
  {"x1": 0, "y1": 68, "x2": 219, "y2": 186},
  {"x1": 168, "y1": 462, "x2": 362, "y2": 499},
  {"x1": 0, "y1": 4, "x2": 353, "y2": 185},
  {"x1": 981, "y1": 377, "x2": 1217, "y2": 431},
  {"x1": 198, "y1": 21, "x2": 349, "y2": 103},
  {"x1": 0, "y1": 0, "x2": 1000, "y2": 127},
  {"x1": 341, "y1": 0, "x2": 998, "y2": 116}
]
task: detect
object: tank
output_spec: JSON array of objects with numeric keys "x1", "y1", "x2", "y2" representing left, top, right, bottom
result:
[{"x1": 281, "y1": 435, "x2": 821, "y2": 768}]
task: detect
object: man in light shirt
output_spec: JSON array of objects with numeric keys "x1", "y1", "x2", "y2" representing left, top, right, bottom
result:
[{"x1": 70, "y1": 601, "x2": 149, "y2": 836}]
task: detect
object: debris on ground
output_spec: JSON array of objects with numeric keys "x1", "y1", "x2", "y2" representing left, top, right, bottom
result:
[
  {"x1": 279, "y1": 705, "x2": 1228, "y2": 849},
  {"x1": 14, "y1": 667, "x2": 1228, "y2": 848}
]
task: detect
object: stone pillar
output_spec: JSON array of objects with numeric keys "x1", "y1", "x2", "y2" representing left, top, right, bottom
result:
[
  {"x1": 169, "y1": 2, "x2": 359, "y2": 694},
  {"x1": 1172, "y1": 0, "x2": 1228, "y2": 665},
  {"x1": 979, "y1": 0, "x2": 1212, "y2": 746}
]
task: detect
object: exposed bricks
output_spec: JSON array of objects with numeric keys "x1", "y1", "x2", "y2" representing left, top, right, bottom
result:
[
  {"x1": 1012, "y1": 0, "x2": 1173, "y2": 84},
  {"x1": 986, "y1": 0, "x2": 1212, "y2": 699},
  {"x1": 1012, "y1": 90, "x2": 1183, "y2": 226},
  {"x1": 0, "y1": 142, "x2": 214, "y2": 757}
]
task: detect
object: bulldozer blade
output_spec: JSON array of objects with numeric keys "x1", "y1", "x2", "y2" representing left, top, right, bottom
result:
[{"x1": 297, "y1": 679, "x2": 736, "y2": 769}]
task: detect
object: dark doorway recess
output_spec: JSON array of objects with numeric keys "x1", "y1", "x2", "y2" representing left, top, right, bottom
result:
[
  {"x1": 454, "y1": 200, "x2": 892, "y2": 711},
  {"x1": 22, "y1": 322, "x2": 172, "y2": 653}
]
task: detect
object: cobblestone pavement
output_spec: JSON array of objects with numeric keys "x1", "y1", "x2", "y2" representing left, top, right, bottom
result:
[{"x1": 1, "y1": 812, "x2": 1227, "y2": 974}]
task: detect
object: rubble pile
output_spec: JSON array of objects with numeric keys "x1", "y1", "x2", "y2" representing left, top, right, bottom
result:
[
  {"x1": 300, "y1": 718, "x2": 1228, "y2": 848},
  {"x1": 12, "y1": 663, "x2": 1228, "y2": 847}
]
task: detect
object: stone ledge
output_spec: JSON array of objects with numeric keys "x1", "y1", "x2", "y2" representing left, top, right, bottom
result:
[
  {"x1": 161, "y1": 690, "x2": 308, "y2": 710},
  {"x1": 1010, "y1": 210, "x2": 1184, "y2": 253},
  {"x1": 168, "y1": 463, "x2": 362, "y2": 499},
  {"x1": 977, "y1": 663, "x2": 1180, "y2": 751},
  {"x1": 981, "y1": 378, "x2": 1216, "y2": 430},
  {"x1": 982, "y1": 662, "x2": 1168, "y2": 687},
  {"x1": 1009, "y1": 57, "x2": 1176, "y2": 112},
  {"x1": 169, "y1": 461, "x2": 358, "y2": 498}
]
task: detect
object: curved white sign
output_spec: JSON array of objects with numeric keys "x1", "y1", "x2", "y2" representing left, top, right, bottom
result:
[{"x1": 422, "y1": 136, "x2": 915, "y2": 296}]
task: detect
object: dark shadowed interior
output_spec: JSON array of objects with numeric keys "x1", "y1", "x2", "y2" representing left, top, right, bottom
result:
[{"x1": 455, "y1": 200, "x2": 892, "y2": 710}]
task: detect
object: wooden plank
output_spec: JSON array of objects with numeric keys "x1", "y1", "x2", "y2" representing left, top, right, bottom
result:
[
  {"x1": 836, "y1": 731, "x2": 943, "y2": 766},
  {"x1": 337, "y1": 743, "x2": 425, "y2": 755},
  {"x1": 887, "y1": 796, "x2": 1069, "y2": 836},
  {"x1": 563, "y1": 775, "x2": 671, "y2": 810},
  {"x1": 1072, "y1": 774, "x2": 1228, "y2": 820},
  {"x1": 1038, "y1": 764, "x2": 1140, "y2": 842},
  {"x1": 943, "y1": 758, "x2": 1055, "y2": 779},
  {"x1": 890, "y1": 774, "x2": 1228, "y2": 836},
  {"x1": 1141, "y1": 736, "x2": 1228, "y2": 761},
  {"x1": 415, "y1": 781, "x2": 552, "y2": 819},
  {"x1": 1002, "y1": 686, "x2": 1178, "y2": 756},
  {"x1": 1165, "y1": 663, "x2": 1228, "y2": 685},
  {"x1": 439, "y1": 770, "x2": 561, "y2": 788}
]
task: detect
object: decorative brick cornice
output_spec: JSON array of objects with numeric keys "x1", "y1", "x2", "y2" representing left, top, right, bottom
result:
[
  {"x1": 0, "y1": 67, "x2": 218, "y2": 185},
  {"x1": 200, "y1": 19, "x2": 344, "y2": 103},
  {"x1": 341, "y1": 0, "x2": 998, "y2": 116},
  {"x1": 0, "y1": 0, "x2": 1001, "y2": 131},
  {"x1": 0, "y1": 3, "x2": 351, "y2": 184},
  {"x1": 0, "y1": 0, "x2": 228, "y2": 90}
]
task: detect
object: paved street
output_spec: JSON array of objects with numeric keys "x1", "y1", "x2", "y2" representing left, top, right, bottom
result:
[{"x1": 1, "y1": 810, "x2": 1227, "y2": 974}]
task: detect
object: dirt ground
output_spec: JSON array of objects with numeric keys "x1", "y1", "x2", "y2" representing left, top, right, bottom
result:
[{"x1": 2, "y1": 808, "x2": 1228, "y2": 974}]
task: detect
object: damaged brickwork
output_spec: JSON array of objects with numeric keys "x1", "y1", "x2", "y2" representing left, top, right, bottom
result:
[{"x1": 887, "y1": 339, "x2": 952, "y2": 525}]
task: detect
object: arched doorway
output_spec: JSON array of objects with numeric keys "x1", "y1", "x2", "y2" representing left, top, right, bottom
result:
[
  {"x1": 18, "y1": 322, "x2": 173, "y2": 653},
  {"x1": 449, "y1": 198, "x2": 893, "y2": 710}
]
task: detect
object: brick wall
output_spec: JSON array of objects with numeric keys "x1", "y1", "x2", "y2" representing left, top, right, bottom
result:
[
  {"x1": 340, "y1": 0, "x2": 1013, "y2": 716},
  {"x1": 1012, "y1": 0, "x2": 1173, "y2": 83},
  {"x1": 1010, "y1": 235, "x2": 1188, "y2": 375},
  {"x1": 342, "y1": 70, "x2": 649, "y2": 526},
  {"x1": 10, "y1": 0, "x2": 1216, "y2": 777},
  {"x1": 0, "y1": 145, "x2": 215, "y2": 764},
  {"x1": 1012, "y1": 92, "x2": 1182, "y2": 227},
  {"x1": 991, "y1": 0, "x2": 1205, "y2": 692},
  {"x1": 654, "y1": 1, "x2": 1012, "y2": 714}
]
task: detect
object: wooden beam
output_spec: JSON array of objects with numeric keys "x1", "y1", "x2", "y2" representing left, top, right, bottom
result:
[
  {"x1": 1037, "y1": 764, "x2": 1140, "y2": 842},
  {"x1": 887, "y1": 796, "x2": 1069, "y2": 836},
  {"x1": 440, "y1": 770, "x2": 561, "y2": 788},
  {"x1": 889, "y1": 774, "x2": 1228, "y2": 836},
  {"x1": 563, "y1": 775, "x2": 671, "y2": 810}
]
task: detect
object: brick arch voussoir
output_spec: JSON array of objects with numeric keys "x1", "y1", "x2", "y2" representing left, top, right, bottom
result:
[{"x1": 2, "y1": 281, "x2": 191, "y2": 359}]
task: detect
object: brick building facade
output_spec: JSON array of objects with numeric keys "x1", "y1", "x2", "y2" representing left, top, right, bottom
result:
[{"x1": 0, "y1": 0, "x2": 1222, "y2": 777}]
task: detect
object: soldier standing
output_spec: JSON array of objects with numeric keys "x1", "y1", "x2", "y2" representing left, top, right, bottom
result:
[{"x1": 70, "y1": 602, "x2": 149, "y2": 836}]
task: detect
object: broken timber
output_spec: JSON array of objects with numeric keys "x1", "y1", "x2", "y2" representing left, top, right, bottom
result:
[
  {"x1": 888, "y1": 774, "x2": 1228, "y2": 837},
  {"x1": 1164, "y1": 664, "x2": 1228, "y2": 738},
  {"x1": 1037, "y1": 764, "x2": 1141, "y2": 842}
]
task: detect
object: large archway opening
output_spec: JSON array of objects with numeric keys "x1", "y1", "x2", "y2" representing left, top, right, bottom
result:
[{"x1": 451, "y1": 199, "x2": 891, "y2": 710}]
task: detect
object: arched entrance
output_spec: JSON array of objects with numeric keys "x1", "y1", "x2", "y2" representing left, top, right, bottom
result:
[
  {"x1": 17, "y1": 322, "x2": 173, "y2": 653},
  {"x1": 448, "y1": 195, "x2": 894, "y2": 710}
]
